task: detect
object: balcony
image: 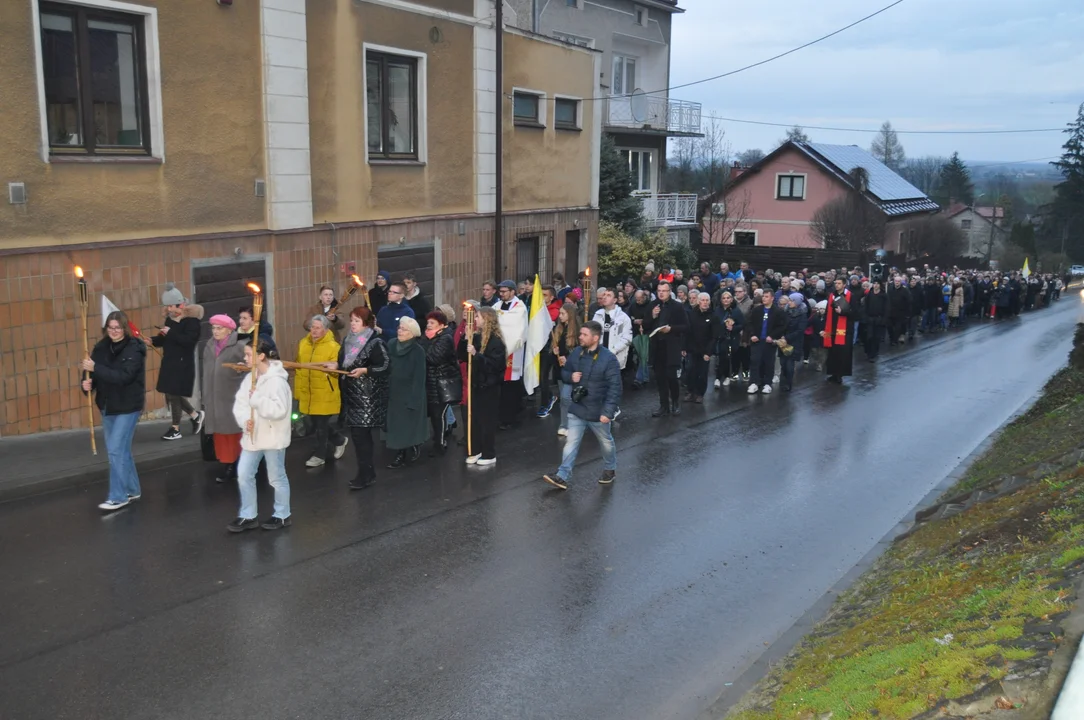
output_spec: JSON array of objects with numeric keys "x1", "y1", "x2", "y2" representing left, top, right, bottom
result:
[
  {"x1": 606, "y1": 94, "x2": 702, "y2": 136},
  {"x1": 637, "y1": 193, "x2": 698, "y2": 228}
]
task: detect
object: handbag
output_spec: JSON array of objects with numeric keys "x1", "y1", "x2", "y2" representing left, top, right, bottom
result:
[
  {"x1": 436, "y1": 375, "x2": 462, "y2": 405},
  {"x1": 199, "y1": 426, "x2": 217, "y2": 462}
]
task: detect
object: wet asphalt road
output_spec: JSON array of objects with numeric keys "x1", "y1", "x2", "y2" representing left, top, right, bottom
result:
[{"x1": 1, "y1": 299, "x2": 1079, "y2": 720}]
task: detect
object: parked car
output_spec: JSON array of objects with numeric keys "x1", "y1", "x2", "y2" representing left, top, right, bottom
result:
[{"x1": 1070, "y1": 265, "x2": 1084, "y2": 276}]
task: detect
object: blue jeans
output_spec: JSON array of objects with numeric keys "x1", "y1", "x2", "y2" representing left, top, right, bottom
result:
[
  {"x1": 237, "y1": 448, "x2": 290, "y2": 520},
  {"x1": 102, "y1": 411, "x2": 140, "y2": 503},
  {"x1": 556, "y1": 414, "x2": 617, "y2": 482},
  {"x1": 557, "y1": 381, "x2": 572, "y2": 430}
]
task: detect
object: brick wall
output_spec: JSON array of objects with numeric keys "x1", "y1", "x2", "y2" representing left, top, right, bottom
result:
[{"x1": 0, "y1": 207, "x2": 598, "y2": 437}]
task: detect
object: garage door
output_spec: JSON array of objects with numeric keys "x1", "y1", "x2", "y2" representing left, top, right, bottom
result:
[
  {"x1": 192, "y1": 259, "x2": 268, "y2": 344},
  {"x1": 379, "y1": 245, "x2": 435, "y2": 308}
]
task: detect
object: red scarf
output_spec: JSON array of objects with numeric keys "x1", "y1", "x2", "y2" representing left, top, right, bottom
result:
[{"x1": 823, "y1": 290, "x2": 851, "y2": 348}]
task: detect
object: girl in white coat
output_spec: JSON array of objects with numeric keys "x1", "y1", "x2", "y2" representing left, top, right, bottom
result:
[{"x1": 228, "y1": 339, "x2": 294, "y2": 533}]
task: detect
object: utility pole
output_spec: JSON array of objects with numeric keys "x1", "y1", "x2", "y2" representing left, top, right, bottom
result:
[{"x1": 494, "y1": 0, "x2": 504, "y2": 281}]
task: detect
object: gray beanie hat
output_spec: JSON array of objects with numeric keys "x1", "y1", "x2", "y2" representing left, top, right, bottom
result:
[{"x1": 161, "y1": 283, "x2": 186, "y2": 306}]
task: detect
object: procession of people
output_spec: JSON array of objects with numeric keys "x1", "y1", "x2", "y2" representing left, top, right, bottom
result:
[{"x1": 77, "y1": 258, "x2": 1068, "y2": 526}]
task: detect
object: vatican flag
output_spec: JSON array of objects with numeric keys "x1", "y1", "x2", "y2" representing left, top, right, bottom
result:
[
  {"x1": 522, "y1": 274, "x2": 555, "y2": 395},
  {"x1": 1021, "y1": 257, "x2": 1031, "y2": 279}
]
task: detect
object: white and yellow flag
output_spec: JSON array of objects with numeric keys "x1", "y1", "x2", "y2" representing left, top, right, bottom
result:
[
  {"x1": 522, "y1": 274, "x2": 555, "y2": 395},
  {"x1": 1022, "y1": 257, "x2": 1031, "y2": 279}
]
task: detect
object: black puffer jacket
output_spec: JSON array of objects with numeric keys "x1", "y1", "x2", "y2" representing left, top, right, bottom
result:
[
  {"x1": 87, "y1": 335, "x2": 147, "y2": 415},
  {"x1": 424, "y1": 328, "x2": 462, "y2": 405},
  {"x1": 457, "y1": 332, "x2": 507, "y2": 389},
  {"x1": 338, "y1": 334, "x2": 390, "y2": 428}
]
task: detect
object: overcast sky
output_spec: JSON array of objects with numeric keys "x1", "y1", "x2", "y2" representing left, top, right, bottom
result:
[{"x1": 668, "y1": 0, "x2": 1083, "y2": 165}]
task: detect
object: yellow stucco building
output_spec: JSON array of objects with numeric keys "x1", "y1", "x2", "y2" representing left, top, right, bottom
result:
[{"x1": 0, "y1": 0, "x2": 601, "y2": 436}]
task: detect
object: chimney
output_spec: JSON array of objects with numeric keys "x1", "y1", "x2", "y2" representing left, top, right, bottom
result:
[{"x1": 729, "y1": 161, "x2": 746, "y2": 181}]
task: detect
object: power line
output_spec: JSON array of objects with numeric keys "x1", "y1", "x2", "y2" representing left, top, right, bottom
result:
[{"x1": 710, "y1": 116, "x2": 1064, "y2": 135}]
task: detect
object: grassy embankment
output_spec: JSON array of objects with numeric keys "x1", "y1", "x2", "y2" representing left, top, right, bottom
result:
[{"x1": 729, "y1": 329, "x2": 1084, "y2": 719}]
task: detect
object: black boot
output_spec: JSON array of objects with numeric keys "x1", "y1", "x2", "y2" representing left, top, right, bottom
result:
[
  {"x1": 671, "y1": 399, "x2": 682, "y2": 416},
  {"x1": 408, "y1": 445, "x2": 422, "y2": 463},
  {"x1": 349, "y1": 475, "x2": 375, "y2": 490},
  {"x1": 216, "y1": 461, "x2": 238, "y2": 484},
  {"x1": 387, "y1": 451, "x2": 407, "y2": 469},
  {"x1": 652, "y1": 406, "x2": 669, "y2": 417}
]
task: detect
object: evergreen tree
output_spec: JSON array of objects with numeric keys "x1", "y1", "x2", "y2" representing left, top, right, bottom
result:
[
  {"x1": 780, "y1": 126, "x2": 810, "y2": 145},
  {"x1": 934, "y1": 152, "x2": 975, "y2": 206},
  {"x1": 870, "y1": 121, "x2": 905, "y2": 170},
  {"x1": 1050, "y1": 102, "x2": 1084, "y2": 257},
  {"x1": 598, "y1": 135, "x2": 644, "y2": 236}
]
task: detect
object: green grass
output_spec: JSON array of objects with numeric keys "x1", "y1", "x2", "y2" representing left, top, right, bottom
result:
[{"x1": 729, "y1": 366, "x2": 1084, "y2": 720}]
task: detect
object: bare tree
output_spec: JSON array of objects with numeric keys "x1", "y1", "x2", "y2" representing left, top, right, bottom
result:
[
  {"x1": 692, "y1": 114, "x2": 751, "y2": 245},
  {"x1": 809, "y1": 168, "x2": 886, "y2": 250},
  {"x1": 663, "y1": 136, "x2": 699, "y2": 193},
  {"x1": 899, "y1": 155, "x2": 947, "y2": 196},
  {"x1": 736, "y1": 148, "x2": 765, "y2": 166},
  {"x1": 701, "y1": 187, "x2": 752, "y2": 245},
  {"x1": 870, "y1": 121, "x2": 906, "y2": 170},
  {"x1": 897, "y1": 215, "x2": 966, "y2": 260}
]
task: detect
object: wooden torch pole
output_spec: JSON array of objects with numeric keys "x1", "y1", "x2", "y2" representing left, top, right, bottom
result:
[
  {"x1": 76, "y1": 267, "x2": 97, "y2": 455},
  {"x1": 464, "y1": 303, "x2": 474, "y2": 458},
  {"x1": 247, "y1": 283, "x2": 263, "y2": 426}
]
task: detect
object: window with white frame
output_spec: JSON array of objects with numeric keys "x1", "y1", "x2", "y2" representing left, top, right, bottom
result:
[
  {"x1": 366, "y1": 49, "x2": 420, "y2": 161},
  {"x1": 38, "y1": 1, "x2": 158, "y2": 156},
  {"x1": 619, "y1": 148, "x2": 653, "y2": 192},
  {"x1": 513, "y1": 89, "x2": 545, "y2": 127},
  {"x1": 961, "y1": 219, "x2": 972, "y2": 230},
  {"x1": 612, "y1": 54, "x2": 637, "y2": 95},
  {"x1": 733, "y1": 231, "x2": 757, "y2": 247},
  {"x1": 776, "y1": 174, "x2": 806, "y2": 200},
  {"x1": 554, "y1": 97, "x2": 580, "y2": 130}
]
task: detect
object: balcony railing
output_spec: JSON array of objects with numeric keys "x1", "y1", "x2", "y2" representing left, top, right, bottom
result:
[
  {"x1": 637, "y1": 193, "x2": 698, "y2": 226},
  {"x1": 606, "y1": 95, "x2": 702, "y2": 135}
]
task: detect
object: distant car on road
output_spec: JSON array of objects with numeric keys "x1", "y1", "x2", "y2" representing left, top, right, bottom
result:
[{"x1": 1070, "y1": 265, "x2": 1084, "y2": 276}]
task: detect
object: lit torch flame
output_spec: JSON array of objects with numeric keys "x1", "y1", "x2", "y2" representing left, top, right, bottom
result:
[
  {"x1": 247, "y1": 282, "x2": 261, "y2": 294},
  {"x1": 74, "y1": 266, "x2": 84, "y2": 279},
  {"x1": 351, "y1": 274, "x2": 364, "y2": 288},
  {"x1": 585, "y1": 267, "x2": 591, "y2": 278}
]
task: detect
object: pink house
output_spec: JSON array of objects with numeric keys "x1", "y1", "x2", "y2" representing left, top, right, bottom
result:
[{"x1": 703, "y1": 142, "x2": 939, "y2": 252}]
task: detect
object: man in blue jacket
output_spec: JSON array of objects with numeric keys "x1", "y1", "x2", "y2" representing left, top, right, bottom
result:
[
  {"x1": 375, "y1": 282, "x2": 415, "y2": 341},
  {"x1": 543, "y1": 321, "x2": 622, "y2": 490}
]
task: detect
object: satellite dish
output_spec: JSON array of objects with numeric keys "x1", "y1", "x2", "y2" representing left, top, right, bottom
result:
[{"x1": 630, "y1": 89, "x2": 648, "y2": 123}]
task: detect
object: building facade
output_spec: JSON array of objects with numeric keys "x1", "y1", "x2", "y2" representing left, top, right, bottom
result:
[
  {"x1": 942, "y1": 203, "x2": 1007, "y2": 259},
  {"x1": 508, "y1": 0, "x2": 701, "y2": 236},
  {"x1": 704, "y1": 142, "x2": 939, "y2": 253},
  {"x1": 0, "y1": 0, "x2": 600, "y2": 437}
]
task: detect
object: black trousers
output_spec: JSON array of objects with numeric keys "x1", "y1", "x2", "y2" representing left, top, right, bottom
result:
[
  {"x1": 499, "y1": 379, "x2": 524, "y2": 424},
  {"x1": 655, "y1": 361, "x2": 680, "y2": 409},
  {"x1": 888, "y1": 318, "x2": 907, "y2": 343},
  {"x1": 350, "y1": 426, "x2": 375, "y2": 483},
  {"x1": 538, "y1": 352, "x2": 559, "y2": 406},
  {"x1": 737, "y1": 345, "x2": 751, "y2": 374},
  {"x1": 468, "y1": 385, "x2": 499, "y2": 459},
  {"x1": 864, "y1": 323, "x2": 883, "y2": 358},
  {"x1": 428, "y1": 401, "x2": 452, "y2": 446},
  {"x1": 715, "y1": 343, "x2": 739, "y2": 379},
  {"x1": 310, "y1": 414, "x2": 345, "y2": 459},
  {"x1": 686, "y1": 354, "x2": 710, "y2": 397},
  {"x1": 749, "y1": 342, "x2": 776, "y2": 387},
  {"x1": 166, "y1": 395, "x2": 195, "y2": 426}
]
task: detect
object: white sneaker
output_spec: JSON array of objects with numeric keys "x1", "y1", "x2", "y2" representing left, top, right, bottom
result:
[
  {"x1": 466, "y1": 454, "x2": 481, "y2": 465},
  {"x1": 557, "y1": 428, "x2": 568, "y2": 436},
  {"x1": 802, "y1": 359, "x2": 810, "y2": 365},
  {"x1": 773, "y1": 375, "x2": 780, "y2": 384},
  {"x1": 722, "y1": 377, "x2": 731, "y2": 387},
  {"x1": 305, "y1": 455, "x2": 325, "y2": 468},
  {"x1": 747, "y1": 384, "x2": 759, "y2": 394},
  {"x1": 476, "y1": 457, "x2": 496, "y2": 467},
  {"x1": 333, "y1": 437, "x2": 349, "y2": 459},
  {"x1": 714, "y1": 379, "x2": 721, "y2": 389},
  {"x1": 761, "y1": 385, "x2": 773, "y2": 395},
  {"x1": 98, "y1": 499, "x2": 130, "y2": 512}
]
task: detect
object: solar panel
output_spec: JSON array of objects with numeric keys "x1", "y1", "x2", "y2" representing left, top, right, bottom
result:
[{"x1": 805, "y1": 143, "x2": 929, "y2": 201}]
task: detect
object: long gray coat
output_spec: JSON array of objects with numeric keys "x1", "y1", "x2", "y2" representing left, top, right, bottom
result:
[{"x1": 201, "y1": 332, "x2": 248, "y2": 435}]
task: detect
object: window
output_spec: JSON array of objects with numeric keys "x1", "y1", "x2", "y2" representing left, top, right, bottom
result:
[
  {"x1": 635, "y1": 7, "x2": 647, "y2": 26},
  {"x1": 39, "y1": 2, "x2": 151, "y2": 155},
  {"x1": 776, "y1": 174, "x2": 805, "y2": 200},
  {"x1": 513, "y1": 90, "x2": 544, "y2": 127},
  {"x1": 366, "y1": 50, "x2": 419, "y2": 160},
  {"x1": 554, "y1": 97, "x2": 580, "y2": 130},
  {"x1": 961, "y1": 219, "x2": 972, "y2": 230},
  {"x1": 516, "y1": 232, "x2": 554, "y2": 281},
  {"x1": 612, "y1": 55, "x2": 636, "y2": 95},
  {"x1": 619, "y1": 149, "x2": 653, "y2": 191},
  {"x1": 734, "y1": 231, "x2": 757, "y2": 247}
]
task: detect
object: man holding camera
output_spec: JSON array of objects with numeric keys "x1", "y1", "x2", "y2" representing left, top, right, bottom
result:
[{"x1": 543, "y1": 321, "x2": 622, "y2": 491}]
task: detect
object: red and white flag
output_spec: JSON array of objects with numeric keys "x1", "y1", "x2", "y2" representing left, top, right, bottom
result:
[{"x1": 101, "y1": 295, "x2": 145, "y2": 340}]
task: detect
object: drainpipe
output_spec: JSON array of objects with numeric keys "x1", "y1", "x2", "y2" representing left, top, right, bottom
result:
[
  {"x1": 531, "y1": 0, "x2": 538, "y2": 33},
  {"x1": 494, "y1": 0, "x2": 504, "y2": 280}
]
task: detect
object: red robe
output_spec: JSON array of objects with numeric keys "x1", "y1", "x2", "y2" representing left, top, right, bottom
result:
[{"x1": 823, "y1": 289, "x2": 853, "y2": 348}]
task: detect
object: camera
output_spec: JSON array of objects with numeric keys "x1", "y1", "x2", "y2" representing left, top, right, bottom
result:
[{"x1": 570, "y1": 385, "x2": 589, "y2": 403}]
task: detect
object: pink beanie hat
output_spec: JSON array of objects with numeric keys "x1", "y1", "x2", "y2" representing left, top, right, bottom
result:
[{"x1": 209, "y1": 314, "x2": 237, "y2": 330}]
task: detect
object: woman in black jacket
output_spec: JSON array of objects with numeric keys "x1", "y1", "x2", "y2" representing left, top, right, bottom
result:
[
  {"x1": 684, "y1": 293, "x2": 717, "y2": 403},
  {"x1": 456, "y1": 306, "x2": 506, "y2": 466},
  {"x1": 81, "y1": 311, "x2": 148, "y2": 512},
  {"x1": 424, "y1": 310, "x2": 462, "y2": 456},
  {"x1": 713, "y1": 289, "x2": 744, "y2": 388},
  {"x1": 338, "y1": 307, "x2": 390, "y2": 490},
  {"x1": 151, "y1": 285, "x2": 204, "y2": 441},
  {"x1": 862, "y1": 281, "x2": 889, "y2": 361}
]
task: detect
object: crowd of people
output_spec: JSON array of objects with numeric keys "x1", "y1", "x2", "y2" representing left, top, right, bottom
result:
[{"x1": 79, "y1": 259, "x2": 1067, "y2": 527}]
